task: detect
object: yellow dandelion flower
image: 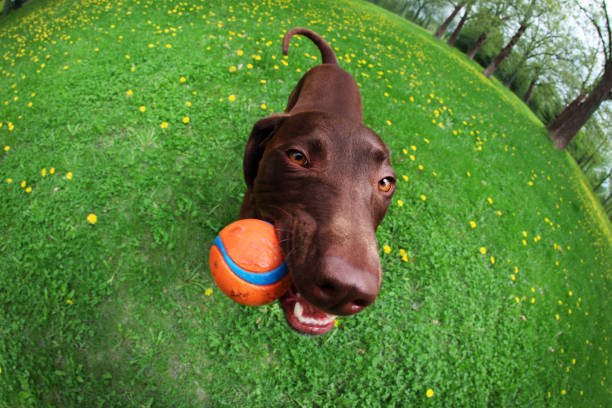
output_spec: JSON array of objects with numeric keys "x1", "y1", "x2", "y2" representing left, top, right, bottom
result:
[
  {"x1": 402, "y1": 175, "x2": 409, "y2": 181},
  {"x1": 383, "y1": 245, "x2": 391, "y2": 254},
  {"x1": 6, "y1": 178, "x2": 12, "y2": 184},
  {"x1": 205, "y1": 288, "x2": 213, "y2": 296},
  {"x1": 469, "y1": 221, "x2": 476, "y2": 228},
  {"x1": 418, "y1": 164, "x2": 424, "y2": 170},
  {"x1": 41, "y1": 168, "x2": 47, "y2": 177},
  {"x1": 3, "y1": 145, "x2": 9, "y2": 152},
  {"x1": 411, "y1": 145, "x2": 417, "y2": 151},
  {"x1": 130, "y1": 66, "x2": 136, "y2": 72},
  {"x1": 561, "y1": 390, "x2": 566, "y2": 395},
  {"x1": 87, "y1": 213, "x2": 98, "y2": 225},
  {"x1": 160, "y1": 122, "x2": 169, "y2": 129},
  {"x1": 556, "y1": 314, "x2": 560, "y2": 320},
  {"x1": 228, "y1": 94, "x2": 236, "y2": 102},
  {"x1": 409, "y1": 154, "x2": 415, "y2": 161},
  {"x1": 229, "y1": 65, "x2": 237, "y2": 72},
  {"x1": 139, "y1": 106, "x2": 146, "y2": 113},
  {"x1": 402, "y1": 148, "x2": 408, "y2": 154},
  {"x1": 568, "y1": 291, "x2": 573, "y2": 296},
  {"x1": 515, "y1": 297, "x2": 520, "y2": 303},
  {"x1": 531, "y1": 297, "x2": 536, "y2": 303},
  {"x1": 260, "y1": 103, "x2": 267, "y2": 110},
  {"x1": 185, "y1": 101, "x2": 192, "y2": 107},
  {"x1": 511, "y1": 274, "x2": 516, "y2": 281},
  {"x1": 50, "y1": 168, "x2": 55, "y2": 175},
  {"x1": 21, "y1": 180, "x2": 26, "y2": 188},
  {"x1": 237, "y1": 50, "x2": 244, "y2": 56},
  {"x1": 66, "y1": 172, "x2": 73, "y2": 180},
  {"x1": 397, "y1": 199, "x2": 404, "y2": 207},
  {"x1": 487, "y1": 197, "x2": 493, "y2": 204},
  {"x1": 66, "y1": 299, "x2": 73, "y2": 305},
  {"x1": 420, "y1": 194, "x2": 427, "y2": 201},
  {"x1": 426, "y1": 389, "x2": 434, "y2": 398},
  {"x1": 386, "y1": 120, "x2": 392, "y2": 126},
  {"x1": 182, "y1": 116, "x2": 190, "y2": 124},
  {"x1": 165, "y1": 43, "x2": 172, "y2": 48},
  {"x1": 26, "y1": 187, "x2": 32, "y2": 193},
  {"x1": 125, "y1": 55, "x2": 130, "y2": 60},
  {"x1": 126, "y1": 89, "x2": 133, "y2": 97},
  {"x1": 479, "y1": 247, "x2": 487, "y2": 254},
  {"x1": 180, "y1": 76, "x2": 186, "y2": 83},
  {"x1": 490, "y1": 256, "x2": 495, "y2": 264}
]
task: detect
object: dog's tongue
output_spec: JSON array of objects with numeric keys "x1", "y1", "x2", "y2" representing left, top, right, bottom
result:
[{"x1": 280, "y1": 285, "x2": 336, "y2": 335}]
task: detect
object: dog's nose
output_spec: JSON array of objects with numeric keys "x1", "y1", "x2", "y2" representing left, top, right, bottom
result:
[{"x1": 310, "y1": 255, "x2": 380, "y2": 315}]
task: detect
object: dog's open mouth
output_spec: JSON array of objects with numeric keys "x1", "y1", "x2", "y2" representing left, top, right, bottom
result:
[{"x1": 280, "y1": 284, "x2": 336, "y2": 335}]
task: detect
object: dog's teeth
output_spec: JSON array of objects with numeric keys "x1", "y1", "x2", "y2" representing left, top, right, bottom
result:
[
  {"x1": 294, "y1": 301, "x2": 304, "y2": 319},
  {"x1": 293, "y1": 301, "x2": 336, "y2": 326}
]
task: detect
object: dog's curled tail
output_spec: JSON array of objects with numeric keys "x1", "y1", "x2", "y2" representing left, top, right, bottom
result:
[{"x1": 282, "y1": 28, "x2": 337, "y2": 65}]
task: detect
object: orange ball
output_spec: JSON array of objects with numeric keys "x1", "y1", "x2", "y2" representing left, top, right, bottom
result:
[{"x1": 209, "y1": 219, "x2": 291, "y2": 306}]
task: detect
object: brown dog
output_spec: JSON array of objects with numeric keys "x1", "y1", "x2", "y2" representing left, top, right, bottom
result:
[{"x1": 239, "y1": 28, "x2": 395, "y2": 335}]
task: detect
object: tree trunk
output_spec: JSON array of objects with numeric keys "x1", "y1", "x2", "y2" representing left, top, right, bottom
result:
[
  {"x1": 414, "y1": 3, "x2": 426, "y2": 21},
  {"x1": 448, "y1": 6, "x2": 471, "y2": 46},
  {"x1": 524, "y1": 76, "x2": 537, "y2": 102},
  {"x1": 483, "y1": 23, "x2": 528, "y2": 77},
  {"x1": 506, "y1": 68, "x2": 520, "y2": 87},
  {"x1": 3, "y1": 0, "x2": 13, "y2": 15},
  {"x1": 579, "y1": 150, "x2": 597, "y2": 168},
  {"x1": 593, "y1": 170, "x2": 611, "y2": 192},
  {"x1": 577, "y1": 138, "x2": 607, "y2": 170},
  {"x1": 467, "y1": 32, "x2": 487, "y2": 59},
  {"x1": 548, "y1": 61, "x2": 612, "y2": 150},
  {"x1": 435, "y1": 4, "x2": 463, "y2": 38}
]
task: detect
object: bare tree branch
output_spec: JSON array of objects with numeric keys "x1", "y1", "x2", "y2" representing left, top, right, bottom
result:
[
  {"x1": 602, "y1": 0, "x2": 611, "y2": 59},
  {"x1": 575, "y1": 0, "x2": 610, "y2": 60}
]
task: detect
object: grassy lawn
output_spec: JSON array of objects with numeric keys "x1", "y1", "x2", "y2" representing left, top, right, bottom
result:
[{"x1": 1, "y1": 0, "x2": 610, "y2": 406}]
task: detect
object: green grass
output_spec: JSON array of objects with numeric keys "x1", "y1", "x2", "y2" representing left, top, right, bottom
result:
[{"x1": 1, "y1": 0, "x2": 610, "y2": 406}]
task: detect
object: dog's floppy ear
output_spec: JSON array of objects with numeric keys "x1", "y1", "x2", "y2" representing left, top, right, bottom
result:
[{"x1": 243, "y1": 114, "x2": 289, "y2": 189}]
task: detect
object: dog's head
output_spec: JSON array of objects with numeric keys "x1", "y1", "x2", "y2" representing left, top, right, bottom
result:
[{"x1": 243, "y1": 111, "x2": 395, "y2": 334}]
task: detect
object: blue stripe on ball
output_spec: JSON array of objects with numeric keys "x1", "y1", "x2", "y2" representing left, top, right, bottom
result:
[{"x1": 213, "y1": 236, "x2": 288, "y2": 285}]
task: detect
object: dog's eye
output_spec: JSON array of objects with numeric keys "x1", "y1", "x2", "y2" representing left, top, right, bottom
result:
[
  {"x1": 287, "y1": 150, "x2": 308, "y2": 166},
  {"x1": 378, "y1": 177, "x2": 395, "y2": 193}
]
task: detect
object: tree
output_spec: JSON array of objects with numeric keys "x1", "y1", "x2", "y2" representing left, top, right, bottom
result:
[
  {"x1": 504, "y1": 16, "x2": 566, "y2": 88},
  {"x1": 593, "y1": 169, "x2": 611, "y2": 192},
  {"x1": 465, "y1": 1, "x2": 512, "y2": 59},
  {"x1": 435, "y1": 2, "x2": 465, "y2": 38},
  {"x1": 548, "y1": 0, "x2": 612, "y2": 150},
  {"x1": 3, "y1": 0, "x2": 22, "y2": 15},
  {"x1": 448, "y1": 5, "x2": 473, "y2": 46},
  {"x1": 483, "y1": 0, "x2": 544, "y2": 77}
]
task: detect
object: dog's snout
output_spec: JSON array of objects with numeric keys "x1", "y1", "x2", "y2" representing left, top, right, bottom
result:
[{"x1": 309, "y1": 255, "x2": 380, "y2": 316}]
